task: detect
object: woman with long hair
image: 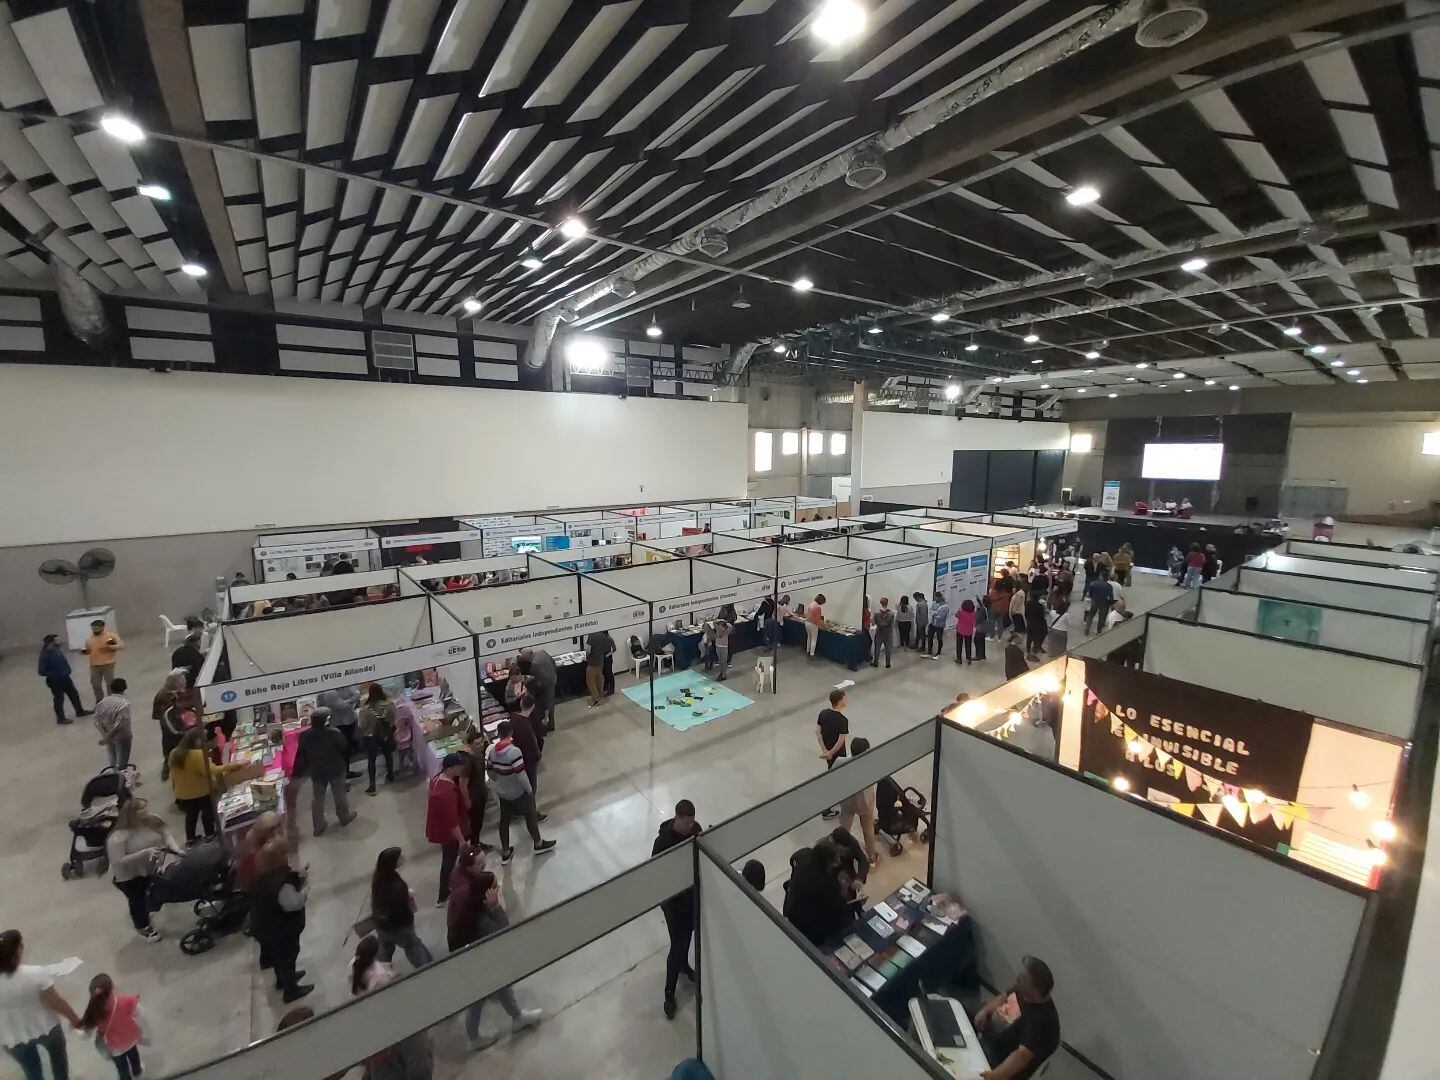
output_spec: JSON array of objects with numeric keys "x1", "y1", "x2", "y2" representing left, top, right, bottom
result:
[
  {"x1": 168, "y1": 726, "x2": 255, "y2": 844},
  {"x1": 351, "y1": 935, "x2": 434, "y2": 1078},
  {"x1": 77, "y1": 973, "x2": 148, "y2": 1080},
  {"x1": 370, "y1": 848, "x2": 434, "y2": 970},
  {"x1": 895, "y1": 594, "x2": 913, "y2": 650},
  {"x1": 154, "y1": 669, "x2": 192, "y2": 781},
  {"x1": 357, "y1": 683, "x2": 397, "y2": 795},
  {"x1": 249, "y1": 838, "x2": 312, "y2": 1003},
  {"x1": 0, "y1": 930, "x2": 82, "y2": 1080},
  {"x1": 106, "y1": 799, "x2": 179, "y2": 943}
]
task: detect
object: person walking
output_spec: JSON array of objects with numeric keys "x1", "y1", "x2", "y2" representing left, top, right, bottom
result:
[
  {"x1": 1007, "y1": 585, "x2": 1028, "y2": 650},
  {"x1": 37, "y1": 634, "x2": 87, "y2": 725},
  {"x1": 1025, "y1": 590, "x2": 1048, "y2": 661},
  {"x1": 93, "y1": 678, "x2": 133, "y2": 770},
  {"x1": 912, "y1": 593, "x2": 929, "y2": 652},
  {"x1": 369, "y1": 847, "x2": 434, "y2": 970},
  {"x1": 294, "y1": 708, "x2": 357, "y2": 837},
  {"x1": 896, "y1": 595, "x2": 914, "y2": 651},
  {"x1": 105, "y1": 799, "x2": 177, "y2": 943},
  {"x1": 249, "y1": 838, "x2": 313, "y2": 1003},
  {"x1": 837, "y1": 737, "x2": 879, "y2": 867},
  {"x1": 1083, "y1": 571, "x2": 1116, "y2": 634},
  {"x1": 460, "y1": 728, "x2": 491, "y2": 850},
  {"x1": 81, "y1": 619, "x2": 124, "y2": 705},
  {"x1": 348, "y1": 937, "x2": 435, "y2": 1078},
  {"x1": 954, "y1": 600, "x2": 977, "y2": 664},
  {"x1": 1044, "y1": 602, "x2": 1071, "y2": 657},
  {"x1": 169, "y1": 617, "x2": 206, "y2": 686},
  {"x1": 451, "y1": 865, "x2": 542, "y2": 1050},
  {"x1": 485, "y1": 724, "x2": 556, "y2": 866},
  {"x1": 805, "y1": 595, "x2": 826, "y2": 659},
  {"x1": 927, "y1": 592, "x2": 950, "y2": 657},
  {"x1": 426, "y1": 754, "x2": 471, "y2": 904},
  {"x1": 871, "y1": 597, "x2": 895, "y2": 668},
  {"x1": 712, "y1": 614, "x2": 732, "y2": 681},
  {"x1": 653, "y1": 800, "x2": 702, "y2": 1020},
  {"x1": 0, "y1": 930, "x2": 82, "y2": 1080},
  {"x1": 508, "y1": 695, "x2": 546, "y2": 806},
  {"x1": 169, "y1": 726, "x2": 258, "y2": 844},
  {"x1": 77, "y1": 973, "x2": 149, "y2": 1080},
  {"x1": 317, "y1": 685, "x2": 362, "y2": 781},
  {"x1": 518, "y1": 648, "x2": 558, "y2": 732},
  {"x1": 1005, "y1": 633, "x2": 1031, "y2": 680},
  {"x1": 816, "y1": 689, "x2": 849, "y2": 820},
  {"x1": 357, "y1": 684, "x2": 397, "y2": 796},
  {"x1": 584, "y1": 629, "x2": 614, "y2": 708},
  {"x1": 1113, "y1": 543, "x2": 1134, "y2": 587}
]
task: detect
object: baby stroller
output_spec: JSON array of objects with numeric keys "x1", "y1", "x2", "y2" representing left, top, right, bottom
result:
[
  {"x1": 874, "y1": 775, "x2": 932, "y2": 857},
  {"x1": 63, "y1": 767, "x2": 132, "y2": 880},
  {"x1": 147, "y1": 841, "x2": 250, "y2": 955}
]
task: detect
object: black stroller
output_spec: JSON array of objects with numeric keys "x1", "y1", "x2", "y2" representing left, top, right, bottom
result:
[
  {"x1": 147, "y1": 841, "x2": 250, "y2": 955},
  {"x1": 874, "y1": 776, "x2": 932, "y2": 857},
  {"x1": 63, "y1": 767, "x2": 132, "y2": 880}
]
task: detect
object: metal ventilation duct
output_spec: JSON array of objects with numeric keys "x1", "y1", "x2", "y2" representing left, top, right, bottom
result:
[{"x1": 51, "y1": 256, "x2": 108, "y2": 349}]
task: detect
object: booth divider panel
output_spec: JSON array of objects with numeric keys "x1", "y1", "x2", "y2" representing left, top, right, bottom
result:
[
  {"x1": 439, "y1": 577, "x2": 581, "y2": 633},
  {"x1": 1198, "y1": 588, "x2": 1428, "y2": 665},
  {"x1": 1236, "y1": 568, "x2": 1434, "y2": 621},
  {"x1": 230, "y1": 568, "x2": 399, "y2": 607},
  {"x1": 701, "y1": 545, "x2": 779, "y2": 578},
  {"x1": 1285, "y1": 539, "x2": 1440, "y2": 573},
  {"x1": 224, "y1": 597, "x2": 431, "y2": 675},
  {"x1": 689, "y1": 559, "x2": 769, "y2": 594},
  {"x1": 1144, "y1": 617, "x2": 1422, "y2": 740},
  {"x1": 933, "y1": 723, "x2": 1369, "y2": 1080},
  {"x1": 697, "y1": 848, "x2": 941, "y2": 1080},
  {"x1": 1256, "y1": 552, "x2": 1438, "y2": 593}
]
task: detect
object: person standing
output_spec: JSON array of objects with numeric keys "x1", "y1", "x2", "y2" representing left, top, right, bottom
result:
[
  {"x1": 871, "y1": 597, "x2": 895, "y2": 668},
  {"x1": 77, "y1": 973, "x2": 149, "y2": 1080},
  {"x1": 816, "y1": 689, "x2": 849, "y2": 820},
  {"x1": 1005, "y1": 633, "x2": 1030, "y2": 680},
  {"x1": 712, "y1": 614, "x2": 732, "y2": 681},
  {"x1": 1025, "y1": 590, "x2": 1047, "y2": 662},
  {"x1": 425, "y1": 753, "x2": 471, "y2": 904},
  {"x1": 81, "y1": 619, "x2": 124, "y2": 705},
  {"x1": 927, "y1": 592, "x2": 950, "y2": 657},
  {"x1": 837, "y1": 737, "x2": 879, "y2": 867},
  {"x1": 37, "y1": 634, "x2": 87, "y2": 725},
  {"x1": 369, "y1": 847, "x2": 434, "y2": 970},
  {"x1": 318, "y1": 685, "x2": 363, "y2": 781},
  {"x1": 1044, "y1": 602, "x2": 1071, "y2": 657},
  {"x1": 896, "y1": 595, "x2": 914, "y2": 651},
  {"x1": 105, "y1": 799, "x2": 176, "y2": 943},
  {"x1": 1083, "y1": 571, "x2": 1115, "y2": 634},
  {"x1": 0, "y1": 930, "x2": 82, "y2": 1080},
  {"x1": 168, "y1": 726, "x2": 257, "y2": 844},
  {"x1": 1007, "y1": 586, "x2": 1028, "y2": 650},
  {"x1": 357, "y1": 684, "x2": 397, "y2": 796},
  {"x1": 249, "y1": 838, "x2": 313, "y2": 1003},
  {"x1": 484, "y1": 723, "x2": 556, "y2": 866},
  {"x1": 1112, "y1": 543, "x2": 1134, "y2": 587},
  {"x1": 155, "y1": 671, "x2": 195, "y2": 782},
  {"x1": 756, "y1": 595, "x2": 778, "y2": 652},
  {"x1": 508, "y1": 695, "x2": 545, "y2": 807},
  {"x1": 459, "y1": 728, "x2": 492, "y2": 852},
  {"x1": 518, "y1": 648, "x2": 558, "y2": 732},
  {"x1": 912, "y1": 593, "x2": 929, "y2": 652},
  {"x1": 169, "y1": 617, "x2": 206, "y2": 686},
  {"x1": 652, "y1": 800, "x2": 702, "y2": 1020},
  {"x1": 584, "y1": 629, "x2": 614, "y2": 708},
  {"x1": 294, "y1": 708, "x2": 357, "y2": 837},
  {"x1": 93, "y1": 678, "x2": 133, "y2": 770},
  {"x1": 954, "y1": 601, "x2": 977, "y2": 664},
  {"x1": 805, "y1": 594, "x2": 826, "y2": 660}
]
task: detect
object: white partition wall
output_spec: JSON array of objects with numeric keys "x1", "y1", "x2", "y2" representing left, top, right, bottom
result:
[
  {"x1": 435, "y1": 575, "x2": 581, "y2": 633},
  {"x1": 714, "y1": 526, "x2": 782, "y2": 550},
  {"x1": 1251, "y1": 550, "x2": 1439, "y2": 592},
  {"x1": 776, "y1": 546, "x2": 864, "y2": 626},
  {"x1": 1197, "y1": 588, "x2": 1429, "y2": 665},
  {"x1": 590, "y1": 559, "x2": 692, "y2": 601},
  {"x1": 787, "y1": 534, "x2": 850, "y2": 557},
  {"x1": 697, "y1": 849, "x2": 936, "y2": 1080},
  {"x1": 933, "y1": 722, "x2": 1370, "y2": 1080},
  {"x1": 702, "y1": 544, "x2": 779, "y2": 580},
  {"x1": 221, "y1": 597, "x2": 431, "y2": 676},
  {"x1": 396, "y1": 554, "x2": 528, "y2": 595},
  {"x1": 1285, "y1": 538, "x2": 1440, "y2": 572},
  {"x1": 229, "y1": 568, "x2": 399, "y2": 613},
  {"x1": 847, "y1": 535, "x2": 937, "y2": 607},
  {"x1": 1235, "y1": 566, "x2": 1434, "y2": 621},
  {"x1": 1144, "y1": 617, "x2": 1423, "y2": 740}
]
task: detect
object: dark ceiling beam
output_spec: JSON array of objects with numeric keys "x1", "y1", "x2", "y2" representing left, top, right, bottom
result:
[{"x1": 137, "y1": 0, "x2": 246, "y2": 293}]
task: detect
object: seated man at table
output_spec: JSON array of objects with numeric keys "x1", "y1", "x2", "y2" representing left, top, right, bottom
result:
[{"x1": 973, "y1": 956, "x2": 1060, "y2": 1080}]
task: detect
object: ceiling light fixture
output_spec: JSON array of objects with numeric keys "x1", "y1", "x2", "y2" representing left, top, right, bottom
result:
[
  {"x1": 179, "y1": 262, "x2": 207, "y2": 278},
  {"x1": 520, "y1": 252, "x2": 543, "y2": 270},
  {"x1": 1357, "y1": 378, "x2": 1369, "y2": 384},
  {"x1": 1283, "y1": 325, "x2": 1303, "y2": 337},
  {"x1": 773, "y1": 342, "x2": 788, "y2": 354},
  {"x1": 136, "y1": 183, "x2": 170, "y2": 201},
  {"x1": 1031, "y1": 358, "x2": 1043, "y2": 365},
  {"x1": 1366, "y1": 305, "x2": 1384, "y2": 316},
  {"x1": 1126, "y1": 377, "x2": 1136, "y2": 382},
  {"x1": 867, "y1": 324, "x2": 883, "y2": 335},
  {"x1": 944, "y1": 383, "x2": 961, "y2": 401},
  {"x1": 1347, "y1": 368, "x2": 1361, "y2": 376},
  {"x1": 965, "y1": 342, "x2": 979, "y2": 352},
  {"x1": 1308, "y1": 344, "x2": 1327, "y2": 355},
  {"x1": 1024, "y1": 329, "x2": 1040, "y2": 344},
  {"x1": 1181, "y1": 256, "x2": 1208, "y2": 273},
  {"x1": 1040, "y1": 383, "x2": 1050, "y2": 389},
  {"x1": 565, "y1": 337, "x2": 608, "y2": 374},
  {"x1": 1108, "y1": 393, "x2": 1118, "y2": 399},
  {"x1": 558, "y1": 216, "x2": 589, "y2": 239},
  {"x1": 1204, "y1": 379, "x2": 1216, "y2": 386},
  {"x1": 1076, "y1": 388, "x2": 1088, "y2": 394},
  {"x1": 100, "y1": 114, "x2": 145, "y2": 144},
  {"x1": 1084, "y1": 368, "x2": 1095, "y2": 375},
  {"x1": 1065, "y1": 184, "x2": 1101, "y2": 207},
  {"x1": 1228, "y1": 384, "x2": 1240, "y2": 391},
  {"x1": 1211, "y1": 323, "x2": 1230, "y2": 334},
  {"x1": 1349, "y1": 785, "x2": 1371, "y2": 810},
  {"x1": 1112, "y1": 776, "x2": 1131, "y2": 792},
  {"x1": 1373, "y1": 820, "x2": 1398, "y2": 842},
  {"x1": 462, "y1": 298, "x2": 481, "y2": 315},
  {"x1": 1329, "y1": 359, "x2": 1344, "y2": 367},
  {"x1": 931, "y1": 312, "x2": 950, "y2": 323},
  {"x1": 1135, "y1": 362, "x2": 1149, "y2": 369},
  {"x1": 731, "y1": 285, "x2": 752, "y2": 310},
  {"x1": 1172, "y1": 372, "x2": 1186, "y2": 379},
  {"x1": 1184, "y1": 388, "x2": 1194, "y2": 393},
  {"x1": 646, "y1": 316, "x2": 662, "y2": 339},
  {"x1": 1085, "y1": 350, "x2": 1101, "y2": 360},
  {"x1": 811, "y1": 0, "x2": 868, "y2": 44},
  {"x1": 792, "y1": 276, "x2": 814, "y2": 292}
]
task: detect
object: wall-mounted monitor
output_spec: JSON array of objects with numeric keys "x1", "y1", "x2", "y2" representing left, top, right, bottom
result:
[{"x1": 1142, "y1": 442, "x2": 1224, "y2": 481}]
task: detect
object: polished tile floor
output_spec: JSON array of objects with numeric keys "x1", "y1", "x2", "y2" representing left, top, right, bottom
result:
[{"x1": 0, "y1": 576, "x2": 1181, "y2": 1079}]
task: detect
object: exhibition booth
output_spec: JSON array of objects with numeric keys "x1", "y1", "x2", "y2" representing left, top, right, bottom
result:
[
  {"x1": 226, "y1": 568, "x2": 402, "y2": 619},
  {"x1": 1240, "y1": 550, "x2": 1438, "y2": 621},
  {"x1": 251, "y1": 527, "x2": 381, "y2": 582},
  {"x1": 397, "y1": 554, "x2": 529, "y2": 593},
  {"x1": 1283, "y1": 536, "x2": 1440, "y2": 572},
  {"x1": 373, "y1": 522, "x2": 486, "y2": 566},
  {"x1": 783, "y1": 530, "x2": 939, "y2": 615},
  {"x1": 775, "y1": 544, "x2": 868, "y2": 668}
]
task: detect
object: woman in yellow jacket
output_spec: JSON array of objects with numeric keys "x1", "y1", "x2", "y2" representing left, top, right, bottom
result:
[{"x1": 168, "y1": 727, "x2": 259, "y2": 845}]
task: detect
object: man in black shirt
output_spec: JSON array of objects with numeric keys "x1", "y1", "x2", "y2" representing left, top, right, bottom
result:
[
  {"x1": 170, "y1": 617, "x2": 206, "y2": 686},
  {"x1": 652, "y1": 799, "x2": 702, "y2": 1020},
  {"x1": 816, "y1": 688, "x2": 849, "y2": 820},
  {"x1": 974, "y1": 956, "x2": 1061, "y2": 1080}
]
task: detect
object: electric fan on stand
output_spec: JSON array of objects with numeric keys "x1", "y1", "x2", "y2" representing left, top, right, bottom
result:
[{"x1": 39, "y1": 548, "x2": 119, "y2": 650}]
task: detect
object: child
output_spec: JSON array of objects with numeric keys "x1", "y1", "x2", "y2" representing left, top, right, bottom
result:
[{"x1": 78, "y1": 974, "x2": 147, "y2": 1080}]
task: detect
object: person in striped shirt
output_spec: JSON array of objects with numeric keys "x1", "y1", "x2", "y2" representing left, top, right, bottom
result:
[
  {"x1": 93, "y1": 678, "x2": 133, "y2": 771},
  {"x1": 484, "y1": 719, "x2": 556, "y2": 866}
]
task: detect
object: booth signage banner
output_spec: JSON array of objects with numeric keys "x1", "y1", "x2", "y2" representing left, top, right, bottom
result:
[
  {"x1": 865, "y1": 550, "x2": 934, "y2": 573},
  {"x1": 203, "y1": 638, "x2": 475, "y2": 709},
  {"x1": 1101, "y1": 481, "x2": 1121, "y2": 512},
  {"x1": 254, "y1": 538, "x2": 380, "y2": 559},
  {"x1": 476, "y1": 605, "x2": 650, "y2": 658},
  {"x1": 483, "y1": 522, "x2": 565, "y2": 555},
  {"x1": 462, "y1": 515, "x2": 524, "y2": 529},
  {"x1": 1040, "y1": 521, "x2": 1078, "y2": 537},
  {"x1": 936, "y1": 554, "x2": 991, "y2": 605},
  {"x1": 380, "y1": 530, "x2": 485, "y2": 548},
  {"x1": 654, "y1": 579, "x2": 774, "y2": 619},
  {"x1": 636, "y1": 512, "x2": 696, "y2": 527},
  {"x1": 1079, "y1": 662, "x2": 1313, "y2": 842},
  {"x1": 777, "y1": 562, "x2": 865, "y2": 593}
]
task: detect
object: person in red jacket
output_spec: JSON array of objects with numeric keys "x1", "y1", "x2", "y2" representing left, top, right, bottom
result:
[{"x1": 426, "y1": 753, "x2": 470, "y2": 906}]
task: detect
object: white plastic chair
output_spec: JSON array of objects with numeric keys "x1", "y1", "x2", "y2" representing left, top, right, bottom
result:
[
  {"x1": 753, "y1": 656, "x2": 775, "y2": 693},
  {"x1": 159, "y1": 615, "x2": 186, "y2": 648}
]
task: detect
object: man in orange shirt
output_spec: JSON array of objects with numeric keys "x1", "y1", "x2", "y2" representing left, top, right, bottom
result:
[{"x1": 81, "y1": 618, "x2": 124, "y2": 704}]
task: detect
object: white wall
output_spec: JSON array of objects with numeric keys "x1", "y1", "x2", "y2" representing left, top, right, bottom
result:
[
  {"x1": 0, "y1": 365, "x2": 748, "y2": 545},
  {"x1": 1236, "y1": 567, "x2": 1435, "y2": 621},
  {"x1": 1286, "y1": 538, "x2": 1440, "y2": 572},
  {"x1": 1253, "y1": 551, "x2": 1438, "y2": 592},
  {"x1": 1198, "y1": 589, "x2": 1428, "y2": 665},
  {"x1": 859, "y1": 411, "x2": 1069, "y2": 490},
  {"x1": 589, "y1": 559, "x2": 691, "y2": 601},
  {"x1": 225, "y1": 598, "x2": 429, "y2": 675},
  {"x1": 1286, "y1": 413, "x2": 1440, "y2": 516},
  {"x1": 933, "y1": 722, "x2": 1369, "y2": 1080},
  {"x1": 436, "y1": 577, "x2": 580, "y2": 632}
]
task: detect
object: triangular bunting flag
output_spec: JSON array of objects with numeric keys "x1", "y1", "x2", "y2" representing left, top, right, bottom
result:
[
  {"x1": 1184, "y1": 766, "x2": 1202, "y2": 792},
  {"x1": 1271, "y1": 808, "x2": 1293, "y2": 830},
  {"x1": 1225, "y1": 800, "x2": 1248, "y2": 827},
  {"x1": 1202, "y1": 776, "x2": 1223, "y2": 796},
  {"x1": 1138, "y1": 741, "x2": 1156, "y2": 762},
  {"x1": 1085, "y1": 689, "x2": 1097, "y2": 707},
  {"x1": 1223, "y1": 783, "x2": 1242, "y2": 799},
  {"x1": 1198, "y1": 804, "x2": 1224, "y2": 827},
  {"x1": 1154, "y1": 748, "x2": 1171, "y2": 767},
  {"x1": 1169, "y1": 759, "x2": 1185, "y2": 779},
  {"x1": 1289, "y1": 803, "x2": 1310, "y2": 821},
  {"x1": 1172, "y1": 803, "x2": 1195, "y2": 818},
  {"x1": 1243, "y1": 788, "x2": 1267, "y2": 805},
  {"x1": 1122, "y1": 724, "x2": 1139, "y2": 744},
  {"x1": 1110, "y1": 718, "x2": 1123, "y2": 738},
  {"x1": 1250, "y1": 802, "x2": 1272, "y2": 825}
]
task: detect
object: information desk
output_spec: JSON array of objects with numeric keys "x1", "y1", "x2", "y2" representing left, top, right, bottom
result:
[
  {"x1": 782, "y1": 618, "x2": 867, "y2": 670},
  {"x1": 820, "y1": 878, "x2": 976, "y2": 1025}
]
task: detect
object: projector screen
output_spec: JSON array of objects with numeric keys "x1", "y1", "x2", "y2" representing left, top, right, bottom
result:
[{"x1": 1142, "y1": 442, "x2": 1224, "y2": 480}]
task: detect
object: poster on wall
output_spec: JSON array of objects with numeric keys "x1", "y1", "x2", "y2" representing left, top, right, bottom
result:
[
  {"x1": 1100, "y1": 481, "x2": 1121, "y2": 511},
  {"x1": 1079, "y1": 661, "x2": 1314, "y2": 848},
  {"x1": 937, "y1": 554, "x2": 992, "y2": 606},
  {"x1": 1257, "y1": 598, "x2": 1323, "y2": 645}
]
